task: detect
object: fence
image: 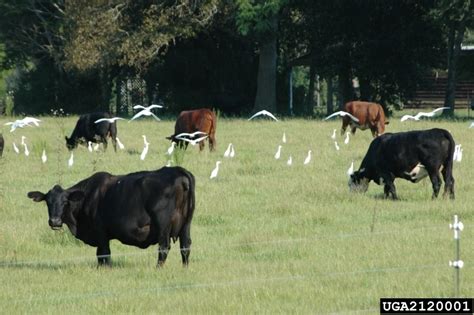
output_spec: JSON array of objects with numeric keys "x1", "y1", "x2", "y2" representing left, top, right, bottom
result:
[{"x1": 0, "y1": 217, "x2": 468, "y2": 313}]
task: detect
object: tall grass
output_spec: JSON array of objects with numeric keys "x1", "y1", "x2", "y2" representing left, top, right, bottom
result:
[{"x1": 0, "y1": 115, "x2": 472, "y2": 313}]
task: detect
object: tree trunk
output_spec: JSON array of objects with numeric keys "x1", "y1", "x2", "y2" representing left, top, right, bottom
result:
[
  {"x1": 338, "y1": 66, "x2": 354, "y2": 109},
  {"x1": 252, "y1": 15, "x2": 277, "y2": 114},
  {"x1": 444, "y1": 19, "x2": 466, "y2": 116},
  {"x1": 304, "y1": 63, "x2": 316, "y2": 115},
  {"x1": 326, "y1": 77, "x2": 334, "y2": 114}
]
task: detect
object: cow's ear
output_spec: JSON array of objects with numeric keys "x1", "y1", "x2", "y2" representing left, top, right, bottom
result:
[
  {"x1": 28, "y1": 191, "x2": 45, "y2": 202},
  {"x1": 67, "y1": 190, "x2": 85, "y2": 202}
]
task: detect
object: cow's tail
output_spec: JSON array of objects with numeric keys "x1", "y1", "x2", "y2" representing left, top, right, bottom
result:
[
  {"x1": 442, "y1": 129, "x2": 455, "y2": 198},
  {"x1": 182, "y1": 168, "x2": 196, "y2": 223}
]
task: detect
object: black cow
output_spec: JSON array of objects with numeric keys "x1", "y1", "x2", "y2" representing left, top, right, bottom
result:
[
  {"x1": 0, "y1": 133, "x2": 4, "y2": 157},
  {"x1": 27, "y1": 167, "x2": 196, "y2": 267},
  {"x1": 349, "y1": 128, "x2": 455, "y2": 200},
  {"x1": 65, "y1": 112, "x2": 117, "y2": 151}
]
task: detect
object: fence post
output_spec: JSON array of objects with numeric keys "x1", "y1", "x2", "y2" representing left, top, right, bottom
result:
[{"x1": 449, "y1": 214, "x2": 464, "y2": 297}]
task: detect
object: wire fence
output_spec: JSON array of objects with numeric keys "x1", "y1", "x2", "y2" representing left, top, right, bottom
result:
[{"x1": 0, "y1": 224, "x2": 450, "y2": 267}]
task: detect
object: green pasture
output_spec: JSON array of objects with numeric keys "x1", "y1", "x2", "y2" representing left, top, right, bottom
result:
[{"x1": 0, "y1": 114, "x2": 473, "y2": 313}]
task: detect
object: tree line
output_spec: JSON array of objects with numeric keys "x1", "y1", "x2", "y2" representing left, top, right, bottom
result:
[{"x1": 0, "y1": 0, "x2": 472, "y2": 116}]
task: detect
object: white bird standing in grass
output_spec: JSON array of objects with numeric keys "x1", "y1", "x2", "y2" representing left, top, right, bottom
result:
[
  {"x1": 94, "y1": 117, "x2": 126, "y2": 124},
  {"x1": 248, "y1": 110, "x2": 279, "y2": 121},
  {"x1": 274, "y1": 145, "x2": 282, "y2": 159},
  {"x1": 400, "y1": 107, "x2": 450, "y2": 122},
  {"x1": 94, "y1": 143, "x2": 100, "y2": 151},
  {"x1": 229, "y1": 144, "x2": 235, "y2": 158},
  {"x1": 116, "y1": 137, "x2": 125, "y2": 150},
  {"x1": 12, "y1": 142, "x2": 19, "y2": 154},
  {"x1": 331, "y1": 129, "x2": 337, "y2": 140},
  {"x1": 344, "y1": 132, "x2": 350, "y2": 145},
  {"x1": 41, "y1": 149, "x2": 47, "y2": 163},
  {"x1": 167, "y1": 142, "x2": 176, "y2": 155},
  {"x1": 282, "y1": 132, "x2": 286, "y2": 143},
  {"x1": 130, "y1": 104, "x2": 163, "y2": 122},
  {"x1": 87, "y1": 141, "x2": 93, "y2": 152},
  {"x1": 21, "y1": 136, "x2": 29, "y2": 156},
  {"x1": 469, "y1": 122, "x2": 474, "y2": 128},
  {"x1": 140, "y1": 135, "x2": 150, "y2": 161},
  {"x1": 210, "y1": 161, "x2": 221, "y2": 179},
  {"x1": 166, "y1": 160, "x2": 172, "y2": 167},
  {"x1": 68, "y1": 152, "x2": 74, "y2": 167},
  {"x1": 224, "y1": 143, "x2": 232, "y2": 158},
  {"x1": 324, "y1": 111, "x2": 360, "y2": 122},
  {"x1": 304, "y1": 150, "x2": 312, "y2": 165},
  {"x1": 334, "y1": 142, "x2": 340, "y2": 151},
  {"x1": 453, "y1": 144, "x2": 463, "y2": 162},
  {"x1": 287, "y1": 155, "x2": 292, "y2": 166},
  {"x1": 347, "y1": 161, "x2": 354, "y2": 176}
]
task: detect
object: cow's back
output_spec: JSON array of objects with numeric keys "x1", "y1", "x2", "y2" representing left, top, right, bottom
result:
[
  {"x1": 175, "y1": 109, "x2": 216, "y2": 134},
  {"x1": 345, "y1": 101, "x2": 387, "y2": 135}
]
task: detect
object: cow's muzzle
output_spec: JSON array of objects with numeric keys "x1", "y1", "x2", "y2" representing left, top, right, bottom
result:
[{"x1": 48, "y1": 218, "x2": 63, "y2": 230}]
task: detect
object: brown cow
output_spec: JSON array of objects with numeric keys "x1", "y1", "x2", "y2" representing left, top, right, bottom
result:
[
  {"x1": 167, "y1": 108, "x2": 217, "y2": 151},
  {"x1": 341, "y1": 101, "x2": 389, "y2": 137}
]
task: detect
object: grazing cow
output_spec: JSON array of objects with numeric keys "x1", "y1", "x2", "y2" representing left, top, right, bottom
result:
[
  {"x1": 27, "y1": 166, "x2": 196, "y2": 267},
  {"x1": 341, "y1": 101, "x2": 388, "y2": 137},
  {"x1": 167, "y1": 108, "x2": 217, "y2": 151},
  {"x1": 349, "y1": 128, "x2": 455, "y2": 200},
  {"x1": 65, "y1": 112, "x2": 117, "y2": 151},
  {"x1": 0, "y1": 133, "x2": 4, "y2": 157}
]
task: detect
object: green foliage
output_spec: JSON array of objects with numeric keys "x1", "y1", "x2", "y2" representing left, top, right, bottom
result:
[{"x1": 236, "y1": 0, "x2": 286, "y2": 35}]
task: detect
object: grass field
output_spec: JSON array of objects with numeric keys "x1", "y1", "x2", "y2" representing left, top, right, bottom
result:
[{"x1": 0, "y1": 114, "x2": 473, "y2": 314}]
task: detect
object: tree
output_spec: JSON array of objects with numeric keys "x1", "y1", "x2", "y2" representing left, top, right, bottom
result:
[
  {"x1": 436, "y1": 0, "x2": 474, "y2": 116},
  {"x1": 236, "y1": 0, "x2": 287, "y2": 114}
]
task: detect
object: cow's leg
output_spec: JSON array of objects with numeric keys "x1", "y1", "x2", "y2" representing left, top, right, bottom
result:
[
  {"x1": 111, "y1": 136, "x2": 117, "y2": 152},
  {"x1": 199, "y1": 140, "x2": 205, "y2": 151},
  {"x1": 179, "y1": 223, "x2": 192, "y2": 266},
  {"x1": 441, "y1": 167, "x2": 455, "y2": 199},
  {"x1": 341, "y1": 118, "x2": 349, "y2": 136},
  {"x1": 382, "y1": 175, "x2": 398, "y2": 200},
  {"x1": 351, "y1": 126, "x2": 357, "y2": 135},
  {"x1": 157, "y1": 239, "x2": 171, "y2": 268},
  {"x1": 428, "y1": 168, "x2": 442, "y2": 199},
  {"x1": 101, "y1": 137, "x2": 108, "y2": 151},
  {"x1": 209, "y1": 133, "x2": 216, "y2": 152},
  {"x1": 157, "y1": 224, "x2": 171, "y2": 267},
  {"x1": 97, "y1": 242, "x2": 111, "y2": 266}
]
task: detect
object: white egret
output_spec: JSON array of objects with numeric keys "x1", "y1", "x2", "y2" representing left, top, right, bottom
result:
[
  {"x1": 94, "y1": 117, "x2": 126, "y2": 124},
  {"x1": 93, "y1": 143, "x2": 100, "y2": 151},
  {"x1": 287, "y1": 155, "x2": 292, "y2": 166},
  {"x1": 248, "y1": 110, "x2": 278, "y2": 121},
  {"x1": 129, "y1": 104, "x2": 163, "y2": 122},
  {"x1": 282, "y1": 132, "x2": 286, "y2": 143},
  {"x1": 41, "y1": 149, "x2": 47, "y2": 163},
  {"x1": 347, "y1": 161, "x2": 354, "y2": 176},
  {"x1": 140, "y1": 135, "x2": 150, "y2": 161},
  {"x1": 116, "y1": 137, "x2": 125, "y2": 150},
  {"x1": 5, "y1": 117, "x2": 41, "y2": 132},
  {"x1": 224, "y1": 143, "x2": 232, "y2": 158},
  {"x1": 344, "y1": 132, "x2": 350, "y2": 145},
  {"x1": 324, "y1": 111, "x2": 360, "y2": 122},
  {"x1": 469, "y1": 122, "x2": 474, "y2": 128},
  {"x1": 23, "y1": 143, "x2": 29, "y2": 156},
  {"x1": 12, "y1": 142, "x2": 19, "y2": 154},
  {"x1": 174, "y1": 131, "x2": 207, "y2": 138},
  {"x1": 175, "y1": 135, "x2": 208, "y2": 146},
  {"x1": 68, "y1": 152, "x2": 74, "y2": 167},
  {"x1": 167, "y1": 142, "x2": 176, "y2": 155},
  {"x1": 458, "y1": 147, "x2": 463, "y2": 162},
  {"x1": 274, "y1": 145, "x2": 282, "y2": 159},
  {"x1": 331, "y1": 129, "x2": 337, "y2": 140},
  {"x1": 400, "y1": 107, "x2": 449, "y2": 122},
  {"x1": 210, "y1": 161, "x2": 221, "y2": 179},
  {"x1": 304, "y1": 150, "x2": 312, "y2": 165},
  {"x1": 87, "y1": 141, "x2": 93, "y2": 152},
  {"x1": 334, "y1": 142, "x2": 340, "y2": 151},
  {"x1": 229, "y1": 144, "x2": 235, "y2": 158}
]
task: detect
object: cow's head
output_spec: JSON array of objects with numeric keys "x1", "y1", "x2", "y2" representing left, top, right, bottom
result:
[
  {"x1": 65, "y1": 136, "x2": 77, "y2": 151},
  {"x1": 28, "y1": 185, "x2": 84, "y2": 230},
  {"x1": 348, "y1": 168, "x2": 370, "y2": 193}
]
